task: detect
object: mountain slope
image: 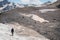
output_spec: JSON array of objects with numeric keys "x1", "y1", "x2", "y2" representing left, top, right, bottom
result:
[
  {"x1": 0, "y1": 0, "x2": 16, "y2": 13},
  {"x1": 0, "y1": 23, "x2": 49, "y2": 40}
]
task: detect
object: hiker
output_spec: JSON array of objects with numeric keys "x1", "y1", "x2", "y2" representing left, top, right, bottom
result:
[{"x1": 11, "y1": 28, "x2": 14, "y2": 36}]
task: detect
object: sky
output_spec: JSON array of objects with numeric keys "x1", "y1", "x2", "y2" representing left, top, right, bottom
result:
[{"x1": 8, "y1": 0, "x2": 57, "y2": 4}]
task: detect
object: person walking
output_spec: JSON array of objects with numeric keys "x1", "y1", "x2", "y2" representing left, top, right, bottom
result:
[{"x1": 11, "y1": 28, "x2": 14, "y2": 36}]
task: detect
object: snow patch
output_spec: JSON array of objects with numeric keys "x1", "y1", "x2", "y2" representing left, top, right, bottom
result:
[
  {"x1": 39, "y1": 9, "x2": 58, "y2": 13},
  {"x1": 20, "y1": 13, "x2": 49, "y2": 23},
  {"x1": 31, "y1": 14, "x2": 49, "y2": 23}
]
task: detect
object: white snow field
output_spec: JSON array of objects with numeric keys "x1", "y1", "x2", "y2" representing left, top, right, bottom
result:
[
  {"x1": 39, "y1": 9, "x2": 58, "y2": 13},
  {"x1": 0, "y1": 23, "x2": 50, "y2": 40}
]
